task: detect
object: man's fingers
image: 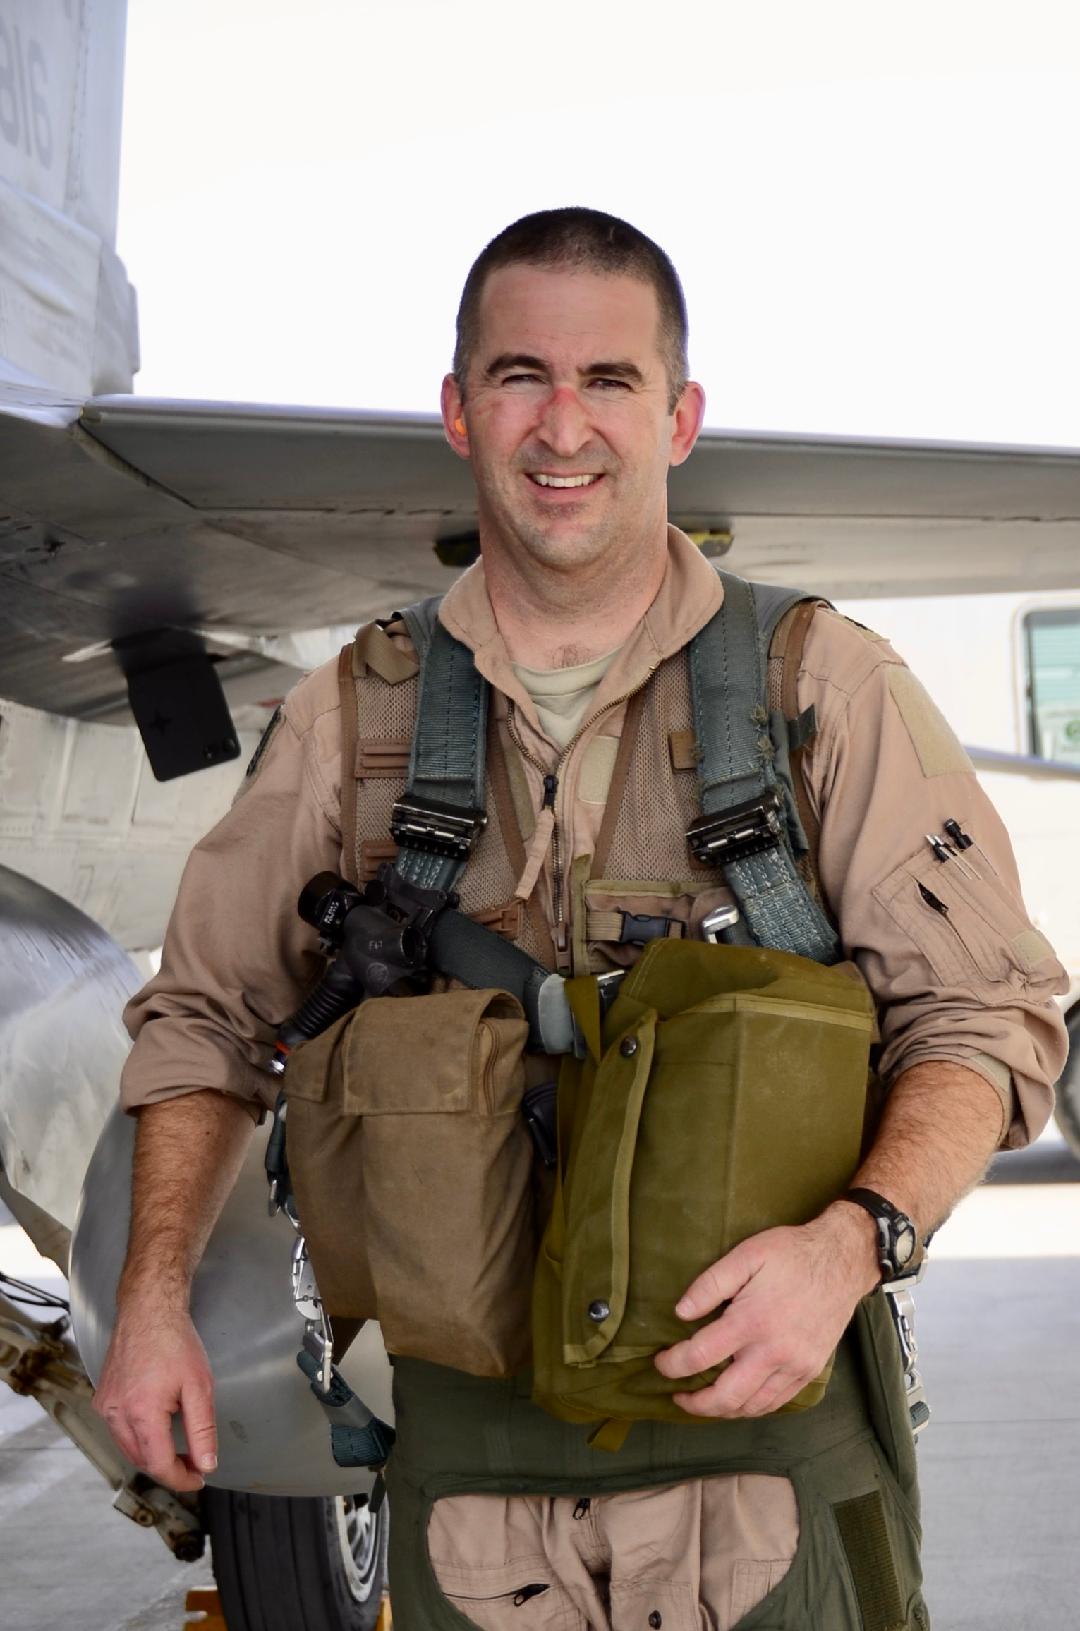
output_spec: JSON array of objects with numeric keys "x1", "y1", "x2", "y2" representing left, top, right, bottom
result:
[
  {"x1": 674, "y1": 1241, "x2": 757, "y2": 1321},
  {"x1": 654, "y1": 1302, "x2": 750, "y2": 1379},
  {"x1": 130, "y1": 1409, "x2": 205, "y2": 1493},
  {"x1": 737, "y1": 1369, "x2": 804, "y2": 1418},
  {"x1": 180, "y1": 1377, "x2": 218, "y2": 1475},
  {"x1": 674, "y1": 1353, "x2": 816, "y2": 1419},
  {"x1": 673, "y1": 1352, "x2": 800, "y2": 1419},
  {"x1": 672, "y1": 1351, "x2": 770, "y2": 1418}
]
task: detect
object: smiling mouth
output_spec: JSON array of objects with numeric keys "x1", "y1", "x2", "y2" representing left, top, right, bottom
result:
[{"x1": 526, "y1": 472, "x2": 604, "y2": 489}]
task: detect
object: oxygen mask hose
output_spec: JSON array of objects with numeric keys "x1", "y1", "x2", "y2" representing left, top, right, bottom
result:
[{"x1": 268, "y1": 872, "x2": 366, "y2": 1075}]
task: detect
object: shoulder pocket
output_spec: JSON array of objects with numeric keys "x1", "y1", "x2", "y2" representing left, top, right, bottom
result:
[{"x1": 872, "y1": 845, "x2": 1062, "y2": 993}]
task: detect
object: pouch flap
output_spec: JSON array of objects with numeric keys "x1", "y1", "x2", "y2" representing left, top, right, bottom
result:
[
  {"x1": 604, "y1": 938, "x2": 876, "y2": 1031},
  {"x1": 283, "y1": 1011, "x2": 352, "y2": 1104},
  {"x1": 560, "y1": 1009, "x2": 657, "y2": 1364},
  {"x1": 340, "y1": 989, "x2": 527, "y2": 1115}
]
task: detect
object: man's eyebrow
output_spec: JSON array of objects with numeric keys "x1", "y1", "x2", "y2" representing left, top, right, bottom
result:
[
  {"x1": 583, "y1": 360, "x2": 645, "y2": 384},
  {"x1": 483, "y1": 353, "x2": 549, "y2": 378}
]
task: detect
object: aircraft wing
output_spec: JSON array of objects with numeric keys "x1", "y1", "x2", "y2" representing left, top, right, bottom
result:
[{"x1": 2, "y1": 393, "x2": 1080, "y2": 720}]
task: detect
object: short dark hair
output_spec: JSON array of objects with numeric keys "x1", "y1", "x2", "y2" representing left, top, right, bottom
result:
[{"x1": 454, "y1": 207, "x2": 689, "y2": 411}]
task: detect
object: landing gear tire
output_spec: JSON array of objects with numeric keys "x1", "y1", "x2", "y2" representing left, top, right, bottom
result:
[
  {"x1": 205, "y1": 1487, "x2": 388, "y2": 1630},
  {"x1": 1053, "y1": 1007, "x2": 1080, "y2": 1160}
]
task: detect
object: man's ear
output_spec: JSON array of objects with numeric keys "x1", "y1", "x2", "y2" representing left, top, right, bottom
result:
[
  {"x1": 441, "y1": 374, "x2": 469, "y2": 458},
  {"x1": 668, "y1": 381, "x2": 706, "y2": 468}
]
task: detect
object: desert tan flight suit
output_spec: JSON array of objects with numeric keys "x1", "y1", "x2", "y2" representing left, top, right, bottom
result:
[{"x1": 121, "y1": 527, "x2": 1068, "y2": 1630}]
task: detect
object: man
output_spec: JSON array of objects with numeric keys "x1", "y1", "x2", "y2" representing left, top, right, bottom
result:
[{"x1": 95, "y1": 209, "x2": 1067, "y2": 1630}]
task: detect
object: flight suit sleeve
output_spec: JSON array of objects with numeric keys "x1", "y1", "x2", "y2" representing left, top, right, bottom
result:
[
  {"x1": 802, "y1": 610, "x2": 1069, "y2": 1149},
  {"x1": 119, "y1": 668, "x2": 346, "y2": 1119}
]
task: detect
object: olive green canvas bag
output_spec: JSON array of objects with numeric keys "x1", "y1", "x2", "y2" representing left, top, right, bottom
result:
[{"x1": 531, "y1": 937, "x2": 875, "y2": 1437}]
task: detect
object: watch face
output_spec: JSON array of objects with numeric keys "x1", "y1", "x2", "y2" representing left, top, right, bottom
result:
[{"x1": 894, "y1": 1223, "x2": 917, "y2": 1267}]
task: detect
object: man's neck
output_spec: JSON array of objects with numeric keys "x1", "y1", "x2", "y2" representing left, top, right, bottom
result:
[{"x1": 482, "y1": 533, "x2": 669, "y2": 669}]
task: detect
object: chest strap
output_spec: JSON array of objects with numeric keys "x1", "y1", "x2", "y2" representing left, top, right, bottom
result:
[
  {"x1": 688, "y1": 571, "x2": 840, "y2": 964},
  {"x1": 384, "y1": 601, "x2": 574, "y2": 1055},
  {"x1": 390, "y1": 598, "x2": 490, "y2": 893}
]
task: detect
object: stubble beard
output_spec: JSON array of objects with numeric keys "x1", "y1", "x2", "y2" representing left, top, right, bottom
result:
[
  {"x1": 510, "y1": 508, "x2": 621, "y2": 579},
  {"x1": 478, "y1": 464, "x2": 666, "y2": 599}
]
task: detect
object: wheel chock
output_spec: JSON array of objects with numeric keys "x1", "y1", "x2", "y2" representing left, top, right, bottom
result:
[
  {"x1": 184, "y1": 1587, "x2": 228, "y2": 1629},
  {"x1": 183, "y1": 1585, "x2": 390, "y2": 1628}
]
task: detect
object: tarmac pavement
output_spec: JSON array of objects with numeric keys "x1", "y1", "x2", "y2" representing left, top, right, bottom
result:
[
  {"x1": 916, "y1": 1126, "x2": 1080, "y2": 1631},
  {"x1": 1, "y1": 1126, "x2": 1077, "y2": 1631}
]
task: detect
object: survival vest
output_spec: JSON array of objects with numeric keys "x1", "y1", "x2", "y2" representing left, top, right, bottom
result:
[{"x1": 291, "y1": 569, "x2": 931, "y2": 1631}]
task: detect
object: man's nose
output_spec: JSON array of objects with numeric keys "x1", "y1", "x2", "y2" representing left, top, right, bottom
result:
[{"x1": 536, "y1": 385, "x2": 591, "y2": 457}]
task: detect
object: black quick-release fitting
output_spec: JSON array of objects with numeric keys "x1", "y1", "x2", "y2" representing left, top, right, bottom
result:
[{"x1": 522, "y1": 1081, "x2": 558, "y2": 1169}]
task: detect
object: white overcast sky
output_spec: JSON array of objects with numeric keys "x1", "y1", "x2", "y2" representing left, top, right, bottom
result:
[{"x1": 118, "y1": 0, "x2": 1080, "y2": 447}]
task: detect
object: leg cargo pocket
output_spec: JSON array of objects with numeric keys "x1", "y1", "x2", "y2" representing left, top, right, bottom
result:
[
  {"x1": 438, "y1": 1580, "x2": 586, "y2": 1631},
  {"x1": 428, "y1": 1495, "x2": 589, "y2": 1630}
]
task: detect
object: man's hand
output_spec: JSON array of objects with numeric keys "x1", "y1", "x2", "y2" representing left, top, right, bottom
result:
[
  {"x1": 654, "y1": 1205, "x2": 880, "y2": 1418},
  {"x1": 90, "y1": 1091, "x2": 254, "y2": 1491},
  {"x1": 93, "y1": 1305, "x2": 218, "y2": 1492}
]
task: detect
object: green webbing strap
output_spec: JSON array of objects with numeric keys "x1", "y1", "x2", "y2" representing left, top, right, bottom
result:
[
  {"x1": 689, "y1": 571, "x2": 841, "y2": 964},
  {"x1": 833, "y1": 1492, "x2": 907, "y2": 1631},
  {"x1": 395, "y1": 600, "x2": 489, "y2": 893}
]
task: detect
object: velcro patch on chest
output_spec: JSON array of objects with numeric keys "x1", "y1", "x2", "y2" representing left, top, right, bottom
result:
[{"x1": 579, "y1": 735, "x2": 620, "y2": 804}]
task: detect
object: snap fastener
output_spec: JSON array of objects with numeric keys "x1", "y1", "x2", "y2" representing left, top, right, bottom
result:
[
  {"x1": 587, "y1": 1299, "x2": 611, "y2": 1322},
  {"x1": 648, "y1": 1614, "x2": 663, "y2": 1629},
  {"x1": 619, "y1": 1036, "x2": 639, "y2": 1057}
]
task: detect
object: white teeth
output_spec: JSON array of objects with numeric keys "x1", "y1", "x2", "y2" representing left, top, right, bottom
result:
[{"x1": 530, "y1": 473, "x2": 600, "y2": 488}]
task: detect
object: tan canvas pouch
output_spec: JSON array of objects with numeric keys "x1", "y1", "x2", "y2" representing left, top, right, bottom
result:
[{"x1": 286, "y1": 987, "x2": 536, "y2": 1378}]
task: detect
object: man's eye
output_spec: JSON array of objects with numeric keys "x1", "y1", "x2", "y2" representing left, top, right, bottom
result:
[
  {"x1": 501, "y1": 372, "x2": 543, "y2": 387},
  {"x1": 590, "y1": 377, "x2": 632, "y2": 391}
]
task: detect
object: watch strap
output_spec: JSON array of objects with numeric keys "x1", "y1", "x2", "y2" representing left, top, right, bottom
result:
[
  {"x1": 843, "y1": 1187, "x2": 919, "y2": 1279},
  {"x1": 845, "y1": 1187, "x2": 898, "y2": 1221}
]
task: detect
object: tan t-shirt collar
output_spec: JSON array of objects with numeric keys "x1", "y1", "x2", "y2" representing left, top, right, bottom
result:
[{"x1": 512, "y1": 645, "x2": 623, "y2": 750}]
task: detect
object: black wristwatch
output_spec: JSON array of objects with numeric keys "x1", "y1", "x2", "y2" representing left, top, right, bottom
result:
[{"x1": 843, "y1": 1188, "x2": 919, "y2": 1282}]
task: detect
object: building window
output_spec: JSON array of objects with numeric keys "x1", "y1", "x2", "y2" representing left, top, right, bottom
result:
[{"x1": 1023, "y1": 608, "x2": 1080, "y2": 762}]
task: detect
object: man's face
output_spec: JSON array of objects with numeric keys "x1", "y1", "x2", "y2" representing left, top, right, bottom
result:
[{"x1": 442, "y1": 265, "x2": 703, "y2": 578}]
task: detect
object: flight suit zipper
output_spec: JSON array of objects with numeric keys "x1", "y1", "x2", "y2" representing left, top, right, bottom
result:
[{"x1": 508, "y1": 669, "x2": 657, "y2": 960}]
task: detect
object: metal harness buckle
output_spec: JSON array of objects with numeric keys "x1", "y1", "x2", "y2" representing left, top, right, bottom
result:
[
  {"x1": 883, "y1": 1262, "x2": 931, "y2": 1437},
  {"x1": 595, "y1": 969, "x2": 626, "y2": 1017},
  {"x1": 390, "y1": 794, "x2": 488, "y2": 859},
  {"x1": 687, "y1": 789, "x2": 784, "y2": 868}
]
